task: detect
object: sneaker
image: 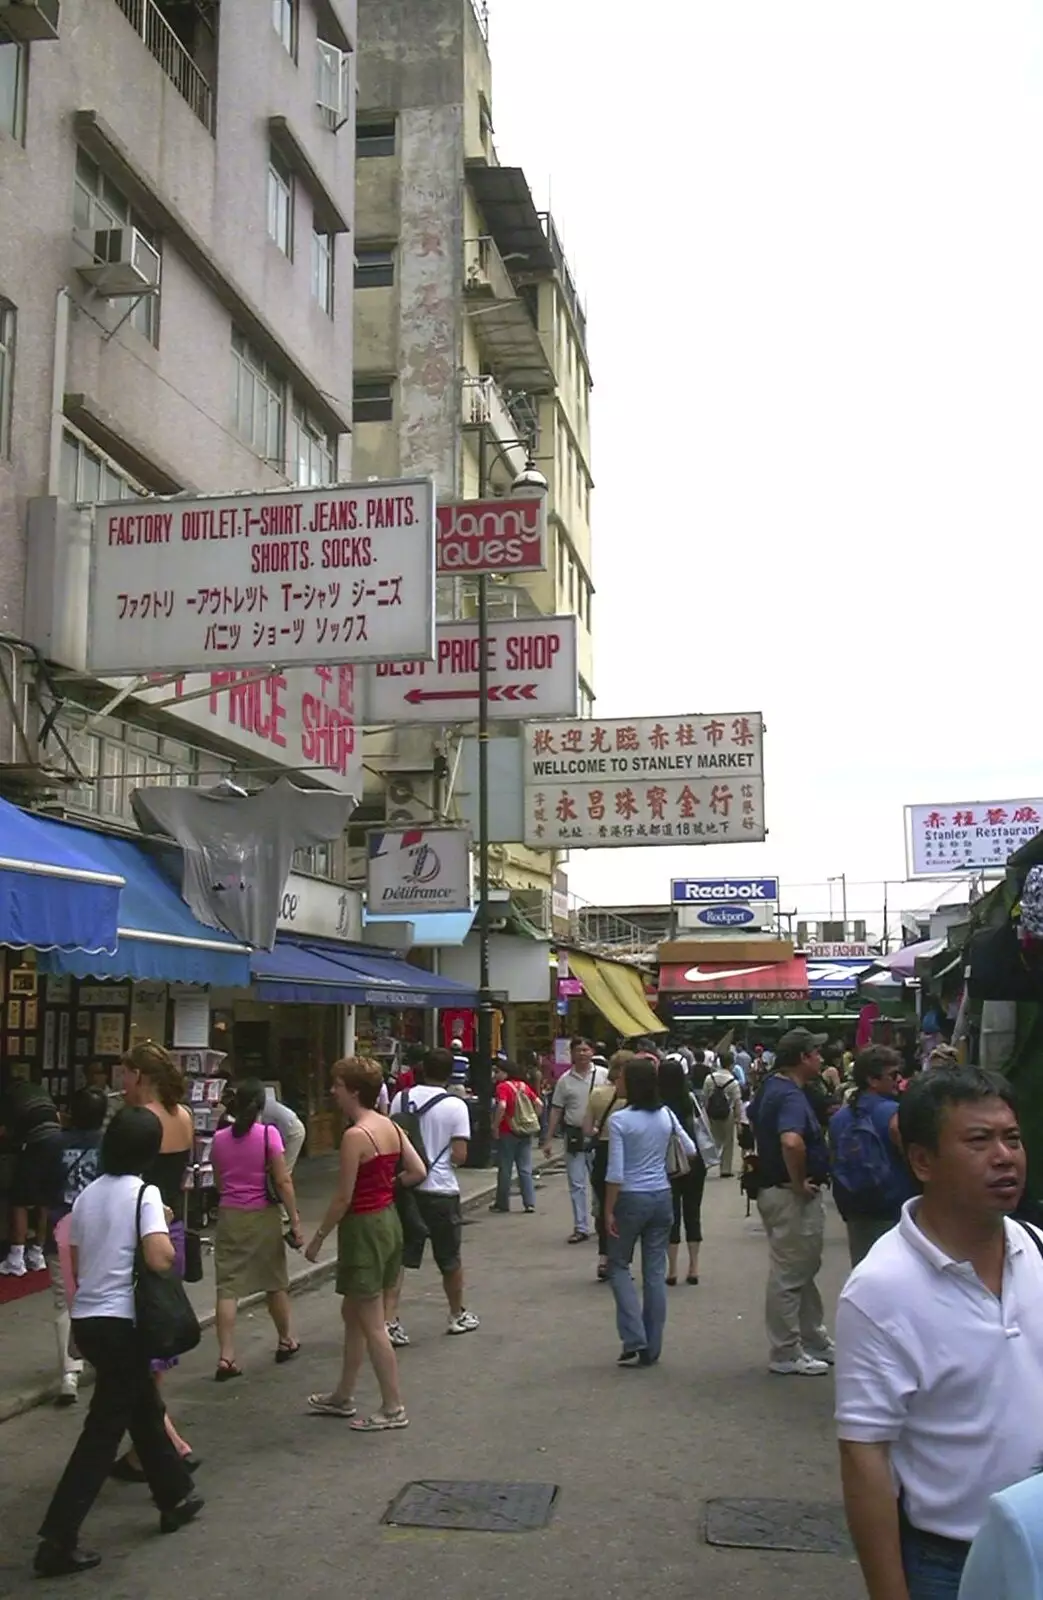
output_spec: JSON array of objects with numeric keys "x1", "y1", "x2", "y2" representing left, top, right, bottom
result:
[
  {"x1": 386, "y1": 1320, "x2": 410, "y2": 1348},
  {"x1": 26, "y1": 1245, "x2": 45, "y2": 1273},
  {"x1": 769, "y1": 1355, "x2": 830, "y2": 1377},
  {"x1": 447, "y1": 1310, "x2": 480, "y2": 1335},
  {"x1": 57, "y1": 1373, "x2": 79, "y2": 1407},
  {"x1": 806, "y1": 1341, "x2": 836, "y2": 1366},
  {"x1": 0, "y1": 1252, "x2": 26, "y2": 1278}
]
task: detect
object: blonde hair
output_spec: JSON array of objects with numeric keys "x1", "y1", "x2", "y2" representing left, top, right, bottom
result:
[
  {"x1": 331, "y1": 1056, "x2": 385, "y2": 1109},
  {"x1": 607, "y1": 1049, "x2": 636, "y2": 1084},
  {"x1": 123, "y1": 1041, "x2": 184, "y2": 1112}
]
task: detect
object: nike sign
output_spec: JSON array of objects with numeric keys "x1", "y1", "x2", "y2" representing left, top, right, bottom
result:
[{"x1": 682, "y1": 965, "x2": 775, "y2": 984}]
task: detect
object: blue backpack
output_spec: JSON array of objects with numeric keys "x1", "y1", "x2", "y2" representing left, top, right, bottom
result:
[{"x1": 830, "y1": 1098, "x2": 902, "y2": 1207}]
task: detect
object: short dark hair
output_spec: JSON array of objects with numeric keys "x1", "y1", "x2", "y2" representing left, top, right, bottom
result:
[
  {"x1": 623, "y1": 1055, "x2": 661, "y2": 1112},
  {"x1": 70, "y1": 1086, "x2": 108, "y2": 1132},
  {"x1": 692, "y1": 1048, "x2": 705, "y2": 1066},
  {"x1": 101, "y1": 1106, "x2": 163, "y2": 1176},
  {"x1": 404, "y1": 1043, "x2": 426, "y2": 1067},
  {"x1": 853, "y1": 1045, "x2": 901, "y2": 1092},
  {"x1": 570, "y1": 1036, "x2": 591, "y2": 1051},
  {"x1": 898, "y1": 1066, "x2": 1017, "y2": 1154},
  {"x1": 423, "y1": 1047, "x2": 454, "y2": 1085}
]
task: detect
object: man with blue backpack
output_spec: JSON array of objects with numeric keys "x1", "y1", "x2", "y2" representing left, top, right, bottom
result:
[{"x1": 829, "y1": 1045, "x2": 914, "y2": 1267}]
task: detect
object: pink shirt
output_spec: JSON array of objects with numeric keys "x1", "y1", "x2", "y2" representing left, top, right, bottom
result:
[{"x1": 213, "y1": 1122, "x2": 284, "y2": 1210}]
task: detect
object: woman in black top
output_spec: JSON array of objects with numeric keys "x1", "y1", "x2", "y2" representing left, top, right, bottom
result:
[{"x1": 658, "y1": 1056, "x2": 707, "y2": 1286}]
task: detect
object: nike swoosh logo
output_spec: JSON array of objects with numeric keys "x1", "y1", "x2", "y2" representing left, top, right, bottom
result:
[{"x1": 683, "y1": 965, "x2": 775, "y2": 983}]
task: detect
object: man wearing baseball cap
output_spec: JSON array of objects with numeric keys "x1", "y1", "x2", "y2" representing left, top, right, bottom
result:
[{"x1": 750, "y1": 1027, "x2": 833, "y2": 1376}]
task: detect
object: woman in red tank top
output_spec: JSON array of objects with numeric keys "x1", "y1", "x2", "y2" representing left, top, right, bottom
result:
[{"x1": 304, "y1": 1057, "x2": 425, "y2": 1430}]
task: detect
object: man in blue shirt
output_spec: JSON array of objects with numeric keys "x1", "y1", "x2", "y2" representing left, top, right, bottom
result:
[
  {"x1": 750, "y1": 1027, "x2": 833, "y2": 1377},
  {"x1": 829, "y1": 1044, "x2": 914, "y2": 1267}
]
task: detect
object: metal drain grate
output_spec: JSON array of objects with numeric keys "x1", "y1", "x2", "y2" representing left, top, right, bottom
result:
[
  {"x1": 383, "y1": 1480, "x2": 558, "y2": 1533},
  {"x1": 705, "y1": 1498, "x2": 852, "y2": 1555}
]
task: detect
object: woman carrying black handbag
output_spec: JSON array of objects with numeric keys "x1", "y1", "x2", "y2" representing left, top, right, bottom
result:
[{"x1": 34, "y1": 1108, "x2": 203, "y2": 1580}]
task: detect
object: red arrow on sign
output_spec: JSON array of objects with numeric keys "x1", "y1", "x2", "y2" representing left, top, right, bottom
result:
[{"x1": 403, "y1": 684, "x2": 539, "y2": 706}]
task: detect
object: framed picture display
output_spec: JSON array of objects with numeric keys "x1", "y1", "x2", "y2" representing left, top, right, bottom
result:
[
  {"x1": 9, "y1": 969, "x2": 37, "y2": 996},
  {"x1": 6, "y1": 999, "x2": 21, "y2": 1030},
  {"x1": 93, "y1": 1012, "x2": 126, "y2": 1057},
  {"x1": 57, "y1": 1013, "x2": 70, "y2": 1071},
  {"x1": 23, "y1": 998, "x2": 38, "y2": 1031},
  {"x1": 42, "y1": 1011, "x2": 57, "y2": 1072}
]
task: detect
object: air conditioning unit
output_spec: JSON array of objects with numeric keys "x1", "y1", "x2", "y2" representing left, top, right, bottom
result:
[
  {"x1": 0, "y1": 0, "x2": 60, "y2": 41},
  {"x1": 383, "y1": 772, "x2": 435, "y2": 828},
  {"x1": 316, "y1": 39, "x2": 352, "y2": 130},
  {"x1": 74, "y1": 227, "x2": 161, "y2": 298}
]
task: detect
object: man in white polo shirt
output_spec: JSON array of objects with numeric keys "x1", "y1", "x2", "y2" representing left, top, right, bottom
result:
[{"x1": 836, "y1": 1066, "x2": 1043, "y2": 1600}]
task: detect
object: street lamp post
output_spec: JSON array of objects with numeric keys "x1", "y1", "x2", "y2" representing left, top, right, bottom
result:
[{"x1": 469, "y1": 435, "x2": 548, "y2": 1169}]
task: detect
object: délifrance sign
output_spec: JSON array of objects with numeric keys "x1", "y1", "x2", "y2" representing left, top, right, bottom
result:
[{"x1": 86, "y1": 479, "x2": 436, "y2": 676}]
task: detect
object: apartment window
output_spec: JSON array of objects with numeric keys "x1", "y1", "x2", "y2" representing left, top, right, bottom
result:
[
  {"x1": 60, "y1": 429, "x2": 140, "y2": 504},
  {"x1": 73, "y1": 151, "x2": 161, "y2": 345},
  {"x1": 353, "y1": 380, "x2": 393, "y2": 423},
  {"x1": 311, "y1": 228, "x2": 334, "y2": 315},
  {"x1": 0, "y1": 301, "x2": 13, "y2": 459},
  {"x1": 231, "y1": 328, "x2": 285, "y2": 463},
  {"x1": 271, "y1": 0, "x2": 297, "y2": 58},
  {"x1": 267, "y1": 149, "x2": 294, "y2": 257},
  {"x1": 289, "y1": 402, "x2": 335, "y2": 486},
  {"x1": 0, "y1": 42, "x2": 26, "y2": 143},
  {"x1": 356, "y1": 118, "x2": 396, "y2": 158},
  {"x1": 354, "y1": 248, "x2": 395, "y2": 289}
]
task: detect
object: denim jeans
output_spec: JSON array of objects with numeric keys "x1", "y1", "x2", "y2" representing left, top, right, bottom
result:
[
  {"x1": 565, "y1": 1148, "x2": 592, "y2": 1235},
  {"x1": 496, "y1": 1134, "x2": 535, "y2": 1210},
  {"x1": 607, "y1": 1189, "x2": 673, "y2": 1361},
  {"x1": 900, "y1": 1521, "x2": 969, "y2": 1600}
]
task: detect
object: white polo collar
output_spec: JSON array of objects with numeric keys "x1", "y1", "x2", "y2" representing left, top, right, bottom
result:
[{"x1": 898, "y1": 1197, "x2": 1026, "y2": 1272}]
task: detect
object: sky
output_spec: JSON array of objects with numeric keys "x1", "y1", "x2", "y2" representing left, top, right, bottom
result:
[{"x1": 488, "y1": 0, "x2": 1043, "y2": 932}]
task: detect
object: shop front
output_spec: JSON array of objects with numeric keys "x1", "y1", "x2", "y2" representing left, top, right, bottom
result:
[{"x1": 560, "y1": 949, "x2": 667, "y2": 1047}]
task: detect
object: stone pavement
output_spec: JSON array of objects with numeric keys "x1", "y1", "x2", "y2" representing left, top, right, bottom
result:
[
  {"x1": 0, "y1": 1165, "x2": 864, "y2": 1600},
  {"x1": 0, "y1": 1153, "x2": 538, "y2": 1424}
]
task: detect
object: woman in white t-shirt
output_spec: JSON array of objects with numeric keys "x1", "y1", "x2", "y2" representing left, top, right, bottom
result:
[{"x1": 34, "y1": 1108, "x2": 202, "y2": 1580}]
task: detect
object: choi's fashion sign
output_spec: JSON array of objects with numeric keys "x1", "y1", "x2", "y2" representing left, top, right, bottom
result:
[{"x1": 366, "y1": 827, "x2": 473, "y2": 914}]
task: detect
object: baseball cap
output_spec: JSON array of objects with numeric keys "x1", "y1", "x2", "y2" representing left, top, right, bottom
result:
[{"x1": 777, "y1": 1027, "x2": 828, "y2": 1055}]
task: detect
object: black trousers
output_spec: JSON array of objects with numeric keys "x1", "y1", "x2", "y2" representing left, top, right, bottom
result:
[
  {"x1": 590, "y1": 1143, "x2": 609, "y2": 1253},
  {"x1": 39, "y1": 1318, "x2": 192, "y2": 1547},
  {"x1": 670, "y1": 1160, "x2": 707, "y2": 1245}
]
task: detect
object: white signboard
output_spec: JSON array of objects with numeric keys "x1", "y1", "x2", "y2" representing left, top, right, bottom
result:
[
  {"x1": 133, "y1": 665, "x2": 361, "y2": 794},
  {"x1": 522, "y1": 713, "x2": 765, "y2": 849},
  {"x1": 367, "y1": 826, "x2": 473, "y2": 914},
  {"x1": 906, "y1": 799, "x2": 1043, "y2": 877},
  {"x1": 86, "y1": 479, "x2": 436, "y2": 675},
  {"x1": 677, "y1": 901, "x2": 775, "y2": 931},
  {"x1": 276, "y1": 873, "x2": 362, "y2": 942},
  {"x1": 365, "y1": 616, "x2": 579, "y2": 724},
  {"x1": 805, "y1": 942, "x2": 871, "y2": 958}
]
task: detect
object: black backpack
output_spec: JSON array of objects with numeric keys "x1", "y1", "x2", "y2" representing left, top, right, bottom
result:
[
  {"x1": 391, "y1": 1090, "x2": 451, "y2": 1169},
  {"x1": 706, "y1": 1072, "x2": 733, "y2": 1122}
]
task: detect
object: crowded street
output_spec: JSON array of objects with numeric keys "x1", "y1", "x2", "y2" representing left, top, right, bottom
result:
[{"x1": 0, "y1": 1167, "x2": 862, "y2": 1600}]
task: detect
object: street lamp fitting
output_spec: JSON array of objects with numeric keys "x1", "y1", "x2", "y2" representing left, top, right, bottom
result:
[{"x1": 512, "y1": 461, "x2": 549, "y2": 494}]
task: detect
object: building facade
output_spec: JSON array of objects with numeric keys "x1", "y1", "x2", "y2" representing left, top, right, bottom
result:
[{"x1": 352, "y1": 0, "x2": 595, "y2": 911}]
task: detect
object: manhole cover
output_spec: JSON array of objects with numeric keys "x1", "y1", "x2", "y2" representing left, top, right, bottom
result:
[
  {"x1": 705, "y1": 1498, "x2": 851, "y2": 1555},
  {"x1": 384, "y1": 1480, "x2": 558, "y2": 1532}
]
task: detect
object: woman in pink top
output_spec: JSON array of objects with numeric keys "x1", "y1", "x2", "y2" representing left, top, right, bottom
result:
[{"x1": 211, "y1": 1079, "x2": 302, "y2": 1381}]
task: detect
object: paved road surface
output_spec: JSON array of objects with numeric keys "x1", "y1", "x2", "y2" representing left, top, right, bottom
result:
[{"x1": 0, "y1": 1169, "x2": 865, "y2": 1599}]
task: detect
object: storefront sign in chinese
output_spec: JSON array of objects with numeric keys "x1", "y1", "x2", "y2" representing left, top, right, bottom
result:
[
  {"x1": 366, "y1": 617, "x2": 578, "y2": 724},
  {"x1": 367, "y1": 826, "x2": 473, "y2": 914},
  {"x1": 906, "y1": 799, "x2": 1043, "y2": 877},
  {"x1": 437, "y1": 497, "x2": 547, "y2": 575},
  {"x1": 86, "y1": 479, "x2": 436, "y2": 674},
  {"x1": 522, "y1": 713, "x2": 765, "y2": 849}
]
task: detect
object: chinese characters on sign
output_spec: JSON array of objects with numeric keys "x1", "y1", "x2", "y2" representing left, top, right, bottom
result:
[
  {"x1": 86, "y1": 480, "x2": 435, "y2": 675},
  {"x1": 522, "y1": 713, "x2": 766, "y2": 849},
  {"x1": 906, "y1": 799, "x2": 1043, "y2": 877}
]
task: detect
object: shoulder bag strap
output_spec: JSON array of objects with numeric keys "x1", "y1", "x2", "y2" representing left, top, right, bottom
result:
[{"x1": 1017, "y1": 1218, "x2": 1043, "y2": 1262}]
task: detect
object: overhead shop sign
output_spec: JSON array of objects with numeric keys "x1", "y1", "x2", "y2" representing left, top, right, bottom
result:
[
  {"x1": 86, "y1": 479, "x2": 436, "y2": 675},
  {"x1": 671, "y1": 877, "x2": 779, "y2": 902},
  {"x1": 806, "y1": 957, "x2": 877, "y2": 999},
  {"x1": 367, "y1": 826, "x2": 473, "y2": 915},
  {"x1": 365, "y1": 617, "x2": 578, "y2": 724},
  {"x1": 522, "y1": 713, "x2": 765, "y2": 849},
  {"x1": 906, "y1": 799, "x2": 1043, "y2": 877},
  {"x1": 658, "y1": 957, "x2": 807, "y2": 1005},
  {"x1": 437, "y1": 497, "x2": 547, "y2": 575}
]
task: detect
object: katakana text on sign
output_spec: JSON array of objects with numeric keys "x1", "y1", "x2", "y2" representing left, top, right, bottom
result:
[
  {"x1": 907, "y1": 799, "x2": 1043, "y2": 877},
  {"x1": 86, "y1": 479, "x2": 435, "y2": 675},
  {"x1": 521, "y1": 714, "x2": 766, "y2": 849}
]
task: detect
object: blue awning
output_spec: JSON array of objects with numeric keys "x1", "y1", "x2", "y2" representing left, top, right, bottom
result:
[
  {"x1": 35, "y1": 825, "x2": 252, "y2": 986},
  {"x1": 253, "y1": 937, "x2": 481, "y2": 1008},
  {"x1": 363, "y1": 909, "x2": 477, "y2": 947},
  {"x1": 0, "y1": 798, "x2": 123, "y2": 954}
]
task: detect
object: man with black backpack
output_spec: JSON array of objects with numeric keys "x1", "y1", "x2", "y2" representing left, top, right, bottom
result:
[
  {"x1": 386, "y1": 1048, "x2": 479, "y2": 1344},
  {"x1": 702, "y1": 1049, "x2": 742, "y2": 1177},
  {"x1": 829, "y1": 1045, "x2": 913, "y2": 1267}
]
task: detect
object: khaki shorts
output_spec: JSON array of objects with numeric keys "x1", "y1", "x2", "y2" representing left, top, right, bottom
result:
[{"x1": 336, "y1": 1204, "x2": 403, "y2": 1299}]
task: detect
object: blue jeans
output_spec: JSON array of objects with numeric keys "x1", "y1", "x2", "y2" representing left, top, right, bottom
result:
[
  {"x1": 607, "y1": 1189, "x2": 673, "y2": 1361},
  {"x1": 565, "y1": 1148, "x2": 592, "y2": 1235},
  {"x1": 496, "y1": 1135, "x2": 535, "y2": 1210},
  {"x1": 901, "y1": 1521, "x2": 969, "y2": 1600}
]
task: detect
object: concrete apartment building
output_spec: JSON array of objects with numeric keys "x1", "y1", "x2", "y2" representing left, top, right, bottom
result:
[
  {"x1": 0, "y1": 0, "x2": 358, "y2": 837},
  {"x1": 352, "y1": 0, "x2": 595, "y2": 910}
]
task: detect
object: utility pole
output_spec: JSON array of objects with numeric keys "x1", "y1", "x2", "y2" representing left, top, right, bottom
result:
[{"x1": 473, "y1": 429, "x2": 493, "y2": 1168}]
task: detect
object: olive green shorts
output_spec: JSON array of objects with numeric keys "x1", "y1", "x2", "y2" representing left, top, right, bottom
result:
[{"x1": 336, "y1": 1204, "x2": 403, "y2": 1299}]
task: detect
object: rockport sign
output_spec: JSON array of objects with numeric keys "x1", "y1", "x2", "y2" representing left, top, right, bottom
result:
[{"x1": 436, "y1": 497, "x2": 547, "y2": 575}]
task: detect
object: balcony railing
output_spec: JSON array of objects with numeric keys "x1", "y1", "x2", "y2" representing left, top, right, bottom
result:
[
  {"x1": 468, "y1": 0, "x2": 489, "y2": 40},
  {"x1": 460, "y1": 579, "x2": 544, "y2": 622},
  {"x1": 461, "y1": 374, "x2": 531, "y2": 472},
  {"x1": 112, "y1": 0, "x2": 214, "y2": 132},
  {"x1": 538, "y1": 211, "x2": 586, "y2": 347},
  {"x1": 464, "y1": 235, "x2": 515, "y2": 302}
]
